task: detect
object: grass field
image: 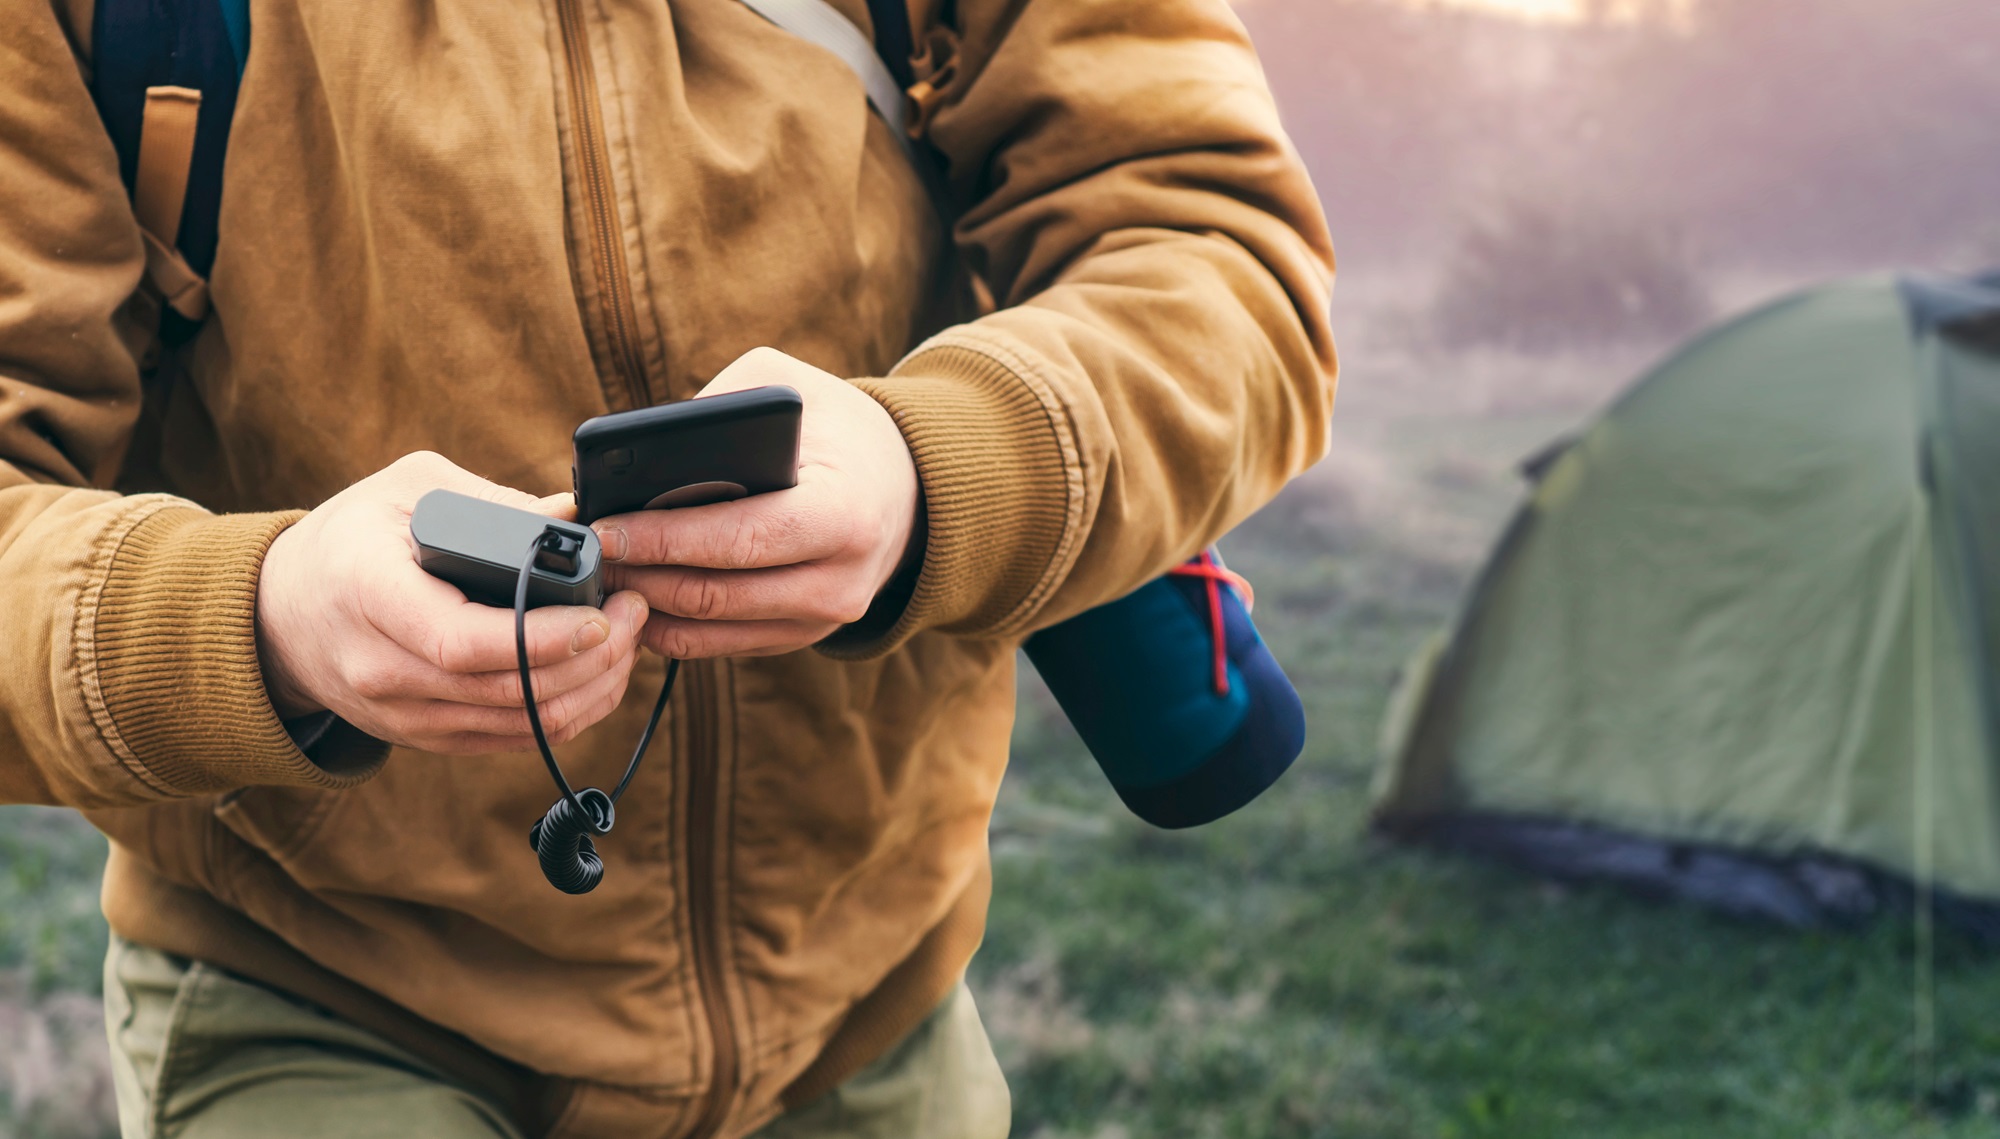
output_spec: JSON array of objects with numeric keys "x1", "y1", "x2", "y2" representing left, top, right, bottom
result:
[{"x1": 4, "y1": 298, "x2": 1999, "y2": 1138}]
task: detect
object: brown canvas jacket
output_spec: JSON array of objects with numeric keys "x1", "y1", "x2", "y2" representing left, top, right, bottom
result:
[{"x1": 0, "y1": 0, "x2": 1335, "y2": 1134}]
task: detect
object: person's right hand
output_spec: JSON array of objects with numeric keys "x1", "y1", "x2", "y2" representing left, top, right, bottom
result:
[{"x1": 255, "y1": 452, "x2": 650, "y2": 754}]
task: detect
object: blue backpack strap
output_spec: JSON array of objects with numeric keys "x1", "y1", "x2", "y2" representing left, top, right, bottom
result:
[
  {"x1": 862, "y1": 0, "x2": 917, "y2": 90},
  {"x1": 89, "y1": 0, "x2": 246, "y2": 339}
]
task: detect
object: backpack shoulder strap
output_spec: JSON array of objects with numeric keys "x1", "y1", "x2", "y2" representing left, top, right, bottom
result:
[
  {"x1": 735, "y1": 0, "x2": 916, "y2": 160},
  {"x1": 89, "y1": 0, "x2": 246, "y2": 333}
]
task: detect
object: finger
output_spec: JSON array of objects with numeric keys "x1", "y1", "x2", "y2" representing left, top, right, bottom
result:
[
  {"x1": 606, "y1": 564, "x2": 872, "y2": 626},
  {"x1": 528, "y1": 644, "x2": 644, "y2": 743},
  {"x1": 403, "y1": 730, "x2": 542, "y2": 757},
  {"x1": 701, "y1": 345, "x2": 827, "y2": 398},
  {"x1": 331, "y1": 694, "x2": 534, "y2": 755},
  {"x1": 533, "y1": 491, "x2": 579, "y2": 522},
  {"x1": 387, "y1": 592, "x2": 648, "y2": 708},
  {"x1": 541, "y1": 658, "x2": 647, "y2": 747},
  {"x1": 367, "y1": 564, "x2": 620, "y2": 675},
  {"x1": 389, "y1": 640, "x2": 642, "y2": 742},
  {"x1": 382, "y1": 451, "x2": 550, "y2": 515},
  {"x1": 515, "y1": 643, "x2": 643, "y2": 743},
  {"x1": 641, "y1": 613, "x2": 838, "y2": 660},
  {"x1": 593, "y1": 487, "x2": 847, "y2": 571},
  {"x1": 361, "y1": 621, "x2": 618, "y2": 710}
]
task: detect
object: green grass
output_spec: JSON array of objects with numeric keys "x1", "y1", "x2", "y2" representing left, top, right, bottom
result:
[
  {"x1": 0, "y1": 806, "x2": 109, "y2": 998},
  {"x1": 4, "y1": 356, "x2": 1999, "y2": 1137},
  {"x1": 0, "y1": 807, "x2": 113, "y2": 1139}
]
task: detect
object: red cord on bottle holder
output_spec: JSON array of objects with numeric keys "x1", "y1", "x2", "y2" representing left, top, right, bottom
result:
[{"x1": 1167, "y1": 550, "x2": 1255, "y2": 697}]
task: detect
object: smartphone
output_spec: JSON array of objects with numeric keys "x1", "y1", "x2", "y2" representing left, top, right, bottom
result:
[{"x1": 572, "y1": 386, "x2": 803, "y2": 524}]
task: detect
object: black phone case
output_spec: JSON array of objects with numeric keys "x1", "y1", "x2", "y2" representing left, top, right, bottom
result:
[{"x1": 572, "y1": 386, "x2": 803, "y2": 524}]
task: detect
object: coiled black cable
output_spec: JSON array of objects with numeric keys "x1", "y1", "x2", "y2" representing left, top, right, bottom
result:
[{"x1": 516, "y1": 531, "x2": 676, "y2": 894}]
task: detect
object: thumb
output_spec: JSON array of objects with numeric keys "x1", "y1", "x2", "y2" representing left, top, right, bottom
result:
[
  {"x1": 458, "y1": 478, "x2": 545, "y2": 514},
  {"x1": 701, "y1": 345, "x2": 828, "y2": 400},
  {"x1": 532, "y1": 492, "x2": 579, "y2": 521},
  {"x1": 386, "y1": 451, "x2": 547, "y2": 514}
]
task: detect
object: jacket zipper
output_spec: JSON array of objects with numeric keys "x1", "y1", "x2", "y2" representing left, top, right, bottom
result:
[
  {"x1": 553, "y1": 0, "x2": 650, "y2": 411},
  {"x1": 552, "y1": 4, "x2": 738, "y2": 1135},
  {"x1": 681, "y1": 660, "x2": 737, "y2": 1139}
]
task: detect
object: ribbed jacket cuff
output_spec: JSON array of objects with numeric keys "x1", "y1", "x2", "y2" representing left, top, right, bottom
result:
[
  {"x1": 821, "y1": 342, "x2": 1078, "y2": 659},
  {"x1": 92, "y1": 507, "x2": 389, "y2": 794}
]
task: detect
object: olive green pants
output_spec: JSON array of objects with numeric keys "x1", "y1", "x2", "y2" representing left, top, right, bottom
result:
[{"x1": 104, "y1": 937, "x2": 1010, "y2": 1139}]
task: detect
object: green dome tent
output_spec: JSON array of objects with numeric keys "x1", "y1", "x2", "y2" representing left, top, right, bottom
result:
[{"x1": 1374, "y1": 271, "x2": 2000, "y2": 929}]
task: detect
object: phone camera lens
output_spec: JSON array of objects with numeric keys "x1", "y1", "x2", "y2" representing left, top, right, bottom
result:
[{"x1": 602, "y1": 447, "x2": 634, "y2": 473}]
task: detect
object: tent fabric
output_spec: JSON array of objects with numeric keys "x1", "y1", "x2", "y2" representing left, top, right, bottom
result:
[
  {"x1": 1390, "y1": 812, "x2": 2000, "y2": 940},
  {"x1": 1924, "y1": 320, "x2": 2000, "y2": 760},
  {"x1": 1375, "y1": 274, "x2": 2000, "y2": 912},
  {"x1": 1900, "y1": 268, "x2": 2000, "y2": 344}
]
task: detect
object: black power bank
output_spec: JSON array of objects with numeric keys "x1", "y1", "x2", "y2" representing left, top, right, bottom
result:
[
  {"x1": 572, "y1": 386, "x2": 803, "y2": 524},
  {"x1": 410, "y1": 490, "x2": 605, "y2": 609}
]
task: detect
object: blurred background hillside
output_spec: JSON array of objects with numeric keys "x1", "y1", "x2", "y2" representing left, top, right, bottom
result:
[{"x1": 4, "y1": 0, "x2": 1999, "y2": 1136}]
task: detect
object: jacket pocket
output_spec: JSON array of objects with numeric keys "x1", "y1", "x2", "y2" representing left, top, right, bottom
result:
[{"x1": 212, "y1": 784, "x2": 347, "y2": 867}]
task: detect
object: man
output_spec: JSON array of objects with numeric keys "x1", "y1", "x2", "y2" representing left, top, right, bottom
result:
[{"x1": 0, "y1": 0, "x2": 1335, "y2": 1134}]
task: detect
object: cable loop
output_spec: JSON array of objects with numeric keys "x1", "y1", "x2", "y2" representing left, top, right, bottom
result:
[
  {"x1": 530, "y1": 788, "x2": 613, "y2": 895},
  {"x1": 515, "y1": 531, "x2": 675, "y2": 894}
]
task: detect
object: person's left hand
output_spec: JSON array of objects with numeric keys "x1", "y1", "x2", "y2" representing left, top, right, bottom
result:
[{"x1": 593, "y1": 347, "x2": 921, "y2": 659}]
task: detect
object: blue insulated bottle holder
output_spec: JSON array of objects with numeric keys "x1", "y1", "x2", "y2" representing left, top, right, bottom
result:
[{"x1": 1024, "y1": 551, "x2": 1307, "y2": 829}]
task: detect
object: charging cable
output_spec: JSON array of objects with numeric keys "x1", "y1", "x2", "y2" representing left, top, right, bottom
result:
[{"x1": 514, "y1": 529, "x2": 675, "y2": 894}]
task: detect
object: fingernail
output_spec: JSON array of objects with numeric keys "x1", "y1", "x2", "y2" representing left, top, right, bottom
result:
[
  {"x1": 572, "y1": 618, "x2": 608, "y2": 654},
  {"x1": 596, "y1": 525, "x2": 627, "y2": 562}
]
